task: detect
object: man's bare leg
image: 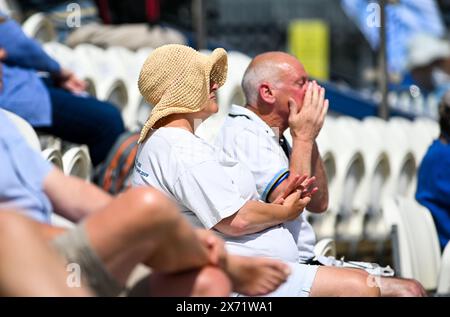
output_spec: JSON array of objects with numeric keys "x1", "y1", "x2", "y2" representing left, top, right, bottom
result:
[
  {"x1": 0, "y1": 211, "x2": 91, "y2": 296},
  {"x1": 38, "y1": 187, "x2": 289, "y2": 296},
  {"x1": 310, "y1": 266, "x2": 380, "y2": 297},
  {"x1": 326, "y1": 267, "x2": 426, "y2": 297},
  {"x1": 76, "y1": 187, "x2": 232, "y2": 296},
  {"x1": 378, "y1": 277, "x2": 427, "y2": 297},
  {"x1": 69, "y1": 187, "x2": 291, "y2": 296}
]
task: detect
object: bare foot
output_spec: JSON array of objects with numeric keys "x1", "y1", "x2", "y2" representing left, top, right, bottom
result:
[{"x1": 225, "y1": 255, "x2": 291, "y2": 296}]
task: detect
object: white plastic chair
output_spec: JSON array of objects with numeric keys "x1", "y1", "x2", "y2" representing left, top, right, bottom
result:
[
  {"x1": 412, "y1": 118, "x2": 439, "y2": 164},
  {"x1": 22, "y1": 12, "x2": 57, "y2": 43},
  {"x1": 44, "y1": 42, "x2": 97, "y2": 96},
  {"x1": 62, "y1": 146, "x2": 92, "y2": 181},
  {"x1": 359, "y1": 118, "x2": 392, "y2": 240},
  {"x1": 74, "y1": 44, "x2": 128, "y2": 108},
  {"x1": 437, "y1": 242, "x2": 450, "y2": 295},
  {"x1": 41, "y1": 148, "x2": 63, "y2": 170},
  {"x1": 2, "y1": 109, "x2": 41, "y2": 151},
  {"x1": 384, "y1": 197, "x2": 442, "y2": 291},
  {"x1": 120, "y1": 48, "x2": 155, "y2": 129},
  {"x1": 382, "y1": 197, "x2": 414, "y2": 279},
  {"x1": 0, "y1": 0, "x2": 20, "y2": 17},
  {"x1": 366, "y1": 117, "x2": 416, "y2": 200},
  {"x1": 314, "y1": 238, "x2": 336, "y2": 258},
  {"x1": 329, "y1": 117, "x2": 366, "y2": 241},
  {"x1": 294, "y1": 116, "x2": 339, "y2": 239},
  {"x1": 397, "y1": 198, "x2": 441, "y2": 290}
]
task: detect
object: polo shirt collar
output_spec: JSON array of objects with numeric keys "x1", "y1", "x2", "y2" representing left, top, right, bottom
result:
[{"x1": 229, "y1": 104, "x2": 279, "y2": 138}]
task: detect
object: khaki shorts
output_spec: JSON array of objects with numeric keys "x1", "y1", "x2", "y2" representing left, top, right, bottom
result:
[{"x1": 52, "y1": 223, "x2": 123, "y2": 297}]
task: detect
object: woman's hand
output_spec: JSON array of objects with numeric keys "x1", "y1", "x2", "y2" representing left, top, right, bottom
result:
[
  {"x1": 281, "y1": 189, "x2": 312, "y2": 221},
  {"x1": 272, "y1": 174, "x2": 318, "y2": 204},
  {"x1": 53, "y1": 68, "x2": 87, "y2": 94}
]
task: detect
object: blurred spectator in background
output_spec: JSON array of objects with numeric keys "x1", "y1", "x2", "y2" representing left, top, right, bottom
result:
[
  {"x1": 0, "y1": 11, "x2": 125, "y2": 166},
  {"x1": 404, "y1": 34, "x2": 450, "y2": 99},
  {"x1": 66, "y1": 0, "x2": 187, "y2": 50},
  {"x1": 416, "y1": 90, "x2": 450, "y2": 251},
  {"x1": 341, "y1": 0, "x2": 445, "y2": 79}
]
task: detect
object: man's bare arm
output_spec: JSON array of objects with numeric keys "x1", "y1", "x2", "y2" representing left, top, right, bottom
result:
[
  {"x1": 214, "y1": 190, "x2": 311, "y2": 237},
  {"x1": 43, "y1": 168, "x2": 113, "y2": 222}
]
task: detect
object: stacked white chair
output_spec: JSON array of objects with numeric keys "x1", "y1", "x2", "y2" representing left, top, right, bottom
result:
[
  {"x1": 74, "y1": 44, "x2": 128, "y2": 109},
  {"x1": 41, "y1": 148, "x2": 63, "y2": 170},
  {"x1": 2, "y1": 109, "x2": 41, "y2": 151},
  {"x1": 437, "y1": 242, "x2": 450, "y2": 295},
  {"x1": 331, "y1": 117, "x2": 366, "y2": 241},
  {"x1": 106, "y1": 47, "x2": 139, "y2": 127},
  {"x1": 314, "y1": 238, "x2": 337, "y2": 258},
  {"x1": 62, "y1": 146, "x2": 91, "y2": 181},
  {"x1": 383, "y1": 197, "x2": 445, "y2": 292},
  {"x1": 397, "y1": 198, "x2": 441, "y2": 291},
  {"x1": 387, "y1": 118, "x2": 417, "y2": 199},
  {"x1": 22, "y1": 12, "x2": 57, "y2": 43},
  {"x1": 123, "y1": 47, "x2": 153, "y2": 129},
  {"x1": 43, "y1": 42, "x2": 97, "y2": 96},
  {"x1": 412, "y1": 117, "x2": 439, "y2": 163},
  {"x1": 365, "y1": 117, "x2": 416, "y2": 201},
  {"x1": 356, "y1": 118, "x2": 392, "y2": 240},
  {"x1": 382, "y1": 197, "x2": 414, "y2": 279}
]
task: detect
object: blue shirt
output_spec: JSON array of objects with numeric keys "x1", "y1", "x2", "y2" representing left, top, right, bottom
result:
[
  {"x1": 0, "y1": 110, "x2": 54, "y2": 223},
  {"x1": 416, "y1": 139, "x2": 450, "y2": 250},
  {"x1": 0, "y1": 12, "x2": 61, "y2": 126}
]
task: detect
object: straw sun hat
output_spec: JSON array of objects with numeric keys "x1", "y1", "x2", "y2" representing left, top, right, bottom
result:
[{"x1": 137, "y1": 44, "x2": 228, "y2": 143}]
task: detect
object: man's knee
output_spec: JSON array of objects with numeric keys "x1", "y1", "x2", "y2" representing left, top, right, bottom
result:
[
  {"x1": 120, "y1": 187, "x2": 180, "y2": 226},
  {"x1": 193, "y1": 266, "x2": 232, "y2": 297},
  {"x1": 350, "y1": 271, "x2": 381, "y2": 297}
]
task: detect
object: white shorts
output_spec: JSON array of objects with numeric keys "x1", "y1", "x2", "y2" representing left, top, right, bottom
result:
[{"x1": 235, "y1": 262, "x2": 318, "y2": 297}]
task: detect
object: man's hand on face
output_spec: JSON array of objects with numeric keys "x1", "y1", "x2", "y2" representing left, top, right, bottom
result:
[{"x1": 288, "y1": 80, "x2": 329, "y2": 143}]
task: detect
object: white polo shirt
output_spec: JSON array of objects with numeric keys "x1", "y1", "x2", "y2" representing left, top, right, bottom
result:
[
  {"x1": 131, "y1": 127, "x2": 300, "y2": 263},
  {"x1": 215, "y1": 104, "x2": 317, "y2": 262}
]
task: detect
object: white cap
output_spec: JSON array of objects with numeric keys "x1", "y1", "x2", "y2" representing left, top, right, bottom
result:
[{"x1": 406, "y1": 33, "x2": 450, "y2": 70}]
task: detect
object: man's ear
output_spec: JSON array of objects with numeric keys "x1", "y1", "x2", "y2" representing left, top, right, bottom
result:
[{"x1": 259, "y1": 83, "x2": 276, "y2": 104}]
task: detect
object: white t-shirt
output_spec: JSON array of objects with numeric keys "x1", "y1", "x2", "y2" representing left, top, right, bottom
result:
[
  {"x1": 131, "y1": 127, "x2": 300, "y2": 263},
  {"x1": 215, "y1": 105, "x2": 317, "y2": 262}
]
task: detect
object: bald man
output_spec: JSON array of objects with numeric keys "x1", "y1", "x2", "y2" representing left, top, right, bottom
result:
[{"x1": 216, "y1": 51, "x2": 426, "y2": 297}]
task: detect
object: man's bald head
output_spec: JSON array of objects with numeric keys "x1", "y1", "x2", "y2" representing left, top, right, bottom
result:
[{"x1": 242, "y1": 52, "x2": 306, "y2": 105}]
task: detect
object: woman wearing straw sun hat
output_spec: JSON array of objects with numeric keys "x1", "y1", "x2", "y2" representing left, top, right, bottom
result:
[{"x1": 131, "y1": 45, "x2": 379, "y2": 297}]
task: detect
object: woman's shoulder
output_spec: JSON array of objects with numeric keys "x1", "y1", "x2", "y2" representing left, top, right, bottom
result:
[{"x1": 142, "y1": 127, "x2": 217, "y2": 165}]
